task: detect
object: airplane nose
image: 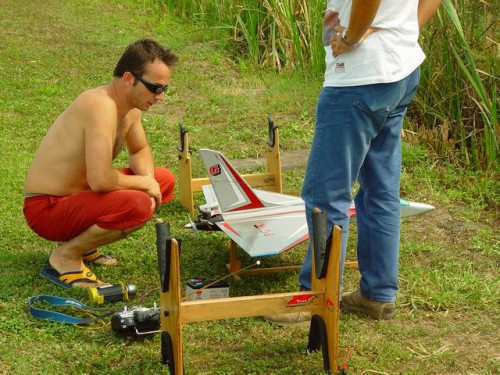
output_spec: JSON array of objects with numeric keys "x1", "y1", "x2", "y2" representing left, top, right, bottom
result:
[
  {"x1": 400, "y1": 200, "x2": 435, "y2": 218},
  {"x1": 415, "y1": 202, "x2": 435, "y2": 213}
]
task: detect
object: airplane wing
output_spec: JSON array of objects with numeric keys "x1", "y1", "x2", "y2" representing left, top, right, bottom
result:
[
  {"x1": 216, "y1": 207, "x2": 308, "y2": 257},
  {"x1": 201, "y1": 183, "x2": 434, "y2": 222},
  {"x1": 199, "y1": 184, "x2": 308, "y2": 256},
  {"x1": 348, "y1": 199, "x2": 435, "y2": 219}
]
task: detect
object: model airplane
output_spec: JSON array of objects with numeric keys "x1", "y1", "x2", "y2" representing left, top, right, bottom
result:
[{"x1": 185, "y1": 149, "x2": 435, "y2": 258}]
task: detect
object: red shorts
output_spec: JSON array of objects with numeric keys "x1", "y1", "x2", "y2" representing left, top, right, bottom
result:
[{"x1": 23, "y1": 167, "x2": 175, "y2": 242}]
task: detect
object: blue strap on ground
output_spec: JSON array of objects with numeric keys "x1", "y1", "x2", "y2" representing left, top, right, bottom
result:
[{"x1": 28, "y1": 295, "x2": 114, "y2": 325}]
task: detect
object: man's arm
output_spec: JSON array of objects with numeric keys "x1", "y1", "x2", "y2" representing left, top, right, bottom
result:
[
  {"x1": 83, "y1": 98, "x2": 160, "y2": 205},
  {"x1": 342, "y1": 0, "x2": 381, "y2": 45},
  {"x1": 125, "y1": 115, "x2": 155, "y2": 178},
  {"x1": 124, "y1": 114, "x2": 162, "y2": 210},
  {"x1": 125, "y1": 119, "x2": 162, "y2": 210},
  {"x1": 418, "y1": 0, "x2": 442, "y2": 29}
]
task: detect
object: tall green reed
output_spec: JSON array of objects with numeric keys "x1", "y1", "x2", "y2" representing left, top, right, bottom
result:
[
  {"x1": 261, "y1": 0, "x2": 323, "y2": 74},
  {"x1": 415, "y1": 0, "x2": 498, "y2": 169},
  {"x1": 159, "y1": 0, "x2": 324, "y2": 75},
  {"x1": 234, "y1": 6, "x2": 266, "y2": 65}
]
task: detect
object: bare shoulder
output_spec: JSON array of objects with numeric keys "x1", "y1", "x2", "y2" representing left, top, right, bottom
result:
[
  {"x1": 74, "y1": 87, "x2": 117, "y2": 118},
  {"x1": 62, "y1": 86, "x2": 118, "y2": 135}
]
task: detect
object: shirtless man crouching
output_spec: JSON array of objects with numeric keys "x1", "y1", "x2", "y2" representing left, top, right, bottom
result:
[{"x1": 23, "y1": 39, "x2": 177, "y2": 288}]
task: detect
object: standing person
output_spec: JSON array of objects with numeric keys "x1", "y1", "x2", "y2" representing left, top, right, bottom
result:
[
  {"x1": 24, "y1": 39, "x2": 177, "y2": 288},
  {"x1": 264, "y1": 0, "x2": 441, "y2": 324}
]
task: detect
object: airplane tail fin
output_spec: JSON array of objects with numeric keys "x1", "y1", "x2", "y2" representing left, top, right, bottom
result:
[{"x1": 199, "y1": 149, "x2": 270, "y2": 213}]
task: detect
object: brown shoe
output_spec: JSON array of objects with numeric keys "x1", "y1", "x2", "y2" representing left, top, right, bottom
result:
[
  {"x1": 263, "y1": 311, "x2": 312, "y2": 327},
  {"x1": 341, "y1": 289, "x2": 395, "y2": 320}
]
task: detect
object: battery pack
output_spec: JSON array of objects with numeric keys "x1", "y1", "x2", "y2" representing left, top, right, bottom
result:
[
  {"x1": 88, "y1": 282, "x2": 137, "y2": 304},
  {"x1": 185, "y1": 277, "x2": 229, "y2": 301}
]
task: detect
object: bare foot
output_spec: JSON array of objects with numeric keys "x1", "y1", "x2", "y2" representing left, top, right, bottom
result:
[
  {"x1": 83, "y1": 249, "x2": 118, "y2": 266},
  {"x1": 49, "y1": 247, "x2": 111, "y2": 288}
]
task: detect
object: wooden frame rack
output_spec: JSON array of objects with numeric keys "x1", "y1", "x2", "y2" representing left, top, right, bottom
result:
[{"x1": 156, "y1": 215, "x2": 343, "y2": 374}]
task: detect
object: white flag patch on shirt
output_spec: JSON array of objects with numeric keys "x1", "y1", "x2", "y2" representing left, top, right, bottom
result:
[{"x1": 335, "y1": 62, "x2": 345, "y2": 73}]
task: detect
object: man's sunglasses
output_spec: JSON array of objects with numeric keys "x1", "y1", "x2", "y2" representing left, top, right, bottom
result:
[{"x1": 132, "y1": 73, "x2": 168, "y2": 94}]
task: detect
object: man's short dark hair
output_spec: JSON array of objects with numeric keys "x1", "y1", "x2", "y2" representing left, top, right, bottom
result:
[{"x1": 113, "y1": 39, "x2": 178, "y2": 77}]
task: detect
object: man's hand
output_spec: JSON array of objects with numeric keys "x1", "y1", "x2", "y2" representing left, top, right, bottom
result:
[
  {"x1": 331, "y1": 0, "x2": 381, "y2": 58},
  {"x1": 143, "y1": 175, "x2": 162, "y2": 212},
  {"x1": 330, "y1": 26, "x2": 378, "y2": 57}
]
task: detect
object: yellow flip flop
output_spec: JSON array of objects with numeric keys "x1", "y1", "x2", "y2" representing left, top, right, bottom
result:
[{"x1": 40, "y1": 266, "x2": 97, "y2": 289}]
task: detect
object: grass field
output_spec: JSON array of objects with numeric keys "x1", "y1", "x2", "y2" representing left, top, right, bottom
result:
[{"x1": 0, "y1": 0, "x2": 498, "y2": 374}]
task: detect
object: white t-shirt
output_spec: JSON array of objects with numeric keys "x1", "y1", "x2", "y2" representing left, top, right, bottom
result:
[{"x1": 323, "y1": 0, "x2": 425, "y2": 87}]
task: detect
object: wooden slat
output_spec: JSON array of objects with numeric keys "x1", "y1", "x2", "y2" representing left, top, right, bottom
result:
[
  {"x1": 177, "y1": 131, "x2": 194, "y2": 213},
  {"x1": 244, "y1": 265, "x2": 301, "y2": 275},
  {"x1": 345, "y1": 260, "x2": 359, "y2": 269},
  {"x1": 190, "y1": 173, "x2": 275, "y2": 193},
  {"x1": 181, "y1": 291, "x2": 323, "y2": 323},
  {"x1": 159, "y1": 239, "x2": 184, "y2": 374}
]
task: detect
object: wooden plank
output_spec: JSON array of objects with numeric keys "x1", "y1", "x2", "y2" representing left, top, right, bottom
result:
[
  {"x1": 309, "y1": 224, "x2": 341, "y2": 372},
  {"x1": 181, "y1": 291, "x2": 323, "y2": 323},
  {"x1": 159, "y1": 239, "x2": 184, "y2": 374},
  {"x1": 190, "y1": 173, "x2": 276, "y2": 193},
  {"x1": 266, "y1": 126, "x2": 282, "y2": 193},
  {"x1": 324, "y1": 225, "x2": 342, "y2": 372},
  {"x1": 345, "y1": 260, "x2": 359, "y2": 269},
  {"x1": 244, "y1": 265, "x2": 301, "y2": 275},
  {"x1": 177, "y1": 131, "x2": 194, "y2": 214},
  {"x1": 227, "y1": 240, "x2": 242, "y2": 281}
]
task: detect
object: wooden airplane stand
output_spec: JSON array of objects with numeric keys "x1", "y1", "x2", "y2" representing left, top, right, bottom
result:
[
  {"x1": 177, "y1": 116, "x2": 282, "y2": 214},
  {"x1": 156, "y1": 217, "x2": 343, "y2": 374}
]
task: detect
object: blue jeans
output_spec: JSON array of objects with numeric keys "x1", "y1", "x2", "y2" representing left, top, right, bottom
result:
[{"x1": 298, "y1": 69, "x2": 420, "y2": 302}]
